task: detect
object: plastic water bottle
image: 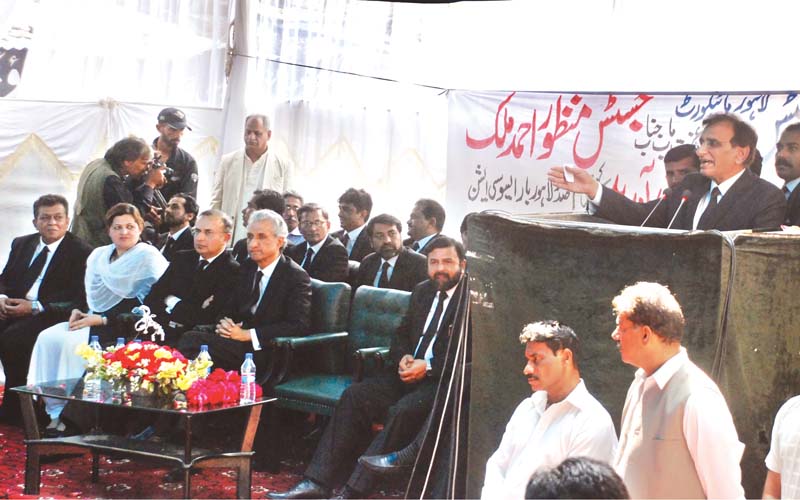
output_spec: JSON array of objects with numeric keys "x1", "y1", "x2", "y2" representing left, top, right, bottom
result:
[
  {"x1": 196, "y1": 344, "x2": 213, "y2": 376},
  {"x1": 239, "y1": 353, "x2": 257, "y2": 403},
  {"x1": 83, "y1": 335, "x2": 103, "y2": 401},
  {"x1": 115, "y1": 337, "x2": 126, "y2": 350}
]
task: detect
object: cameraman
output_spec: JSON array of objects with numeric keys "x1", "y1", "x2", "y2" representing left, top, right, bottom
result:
[{"x1": 151, "y1": 107, "x2": 198, "y2": 201}]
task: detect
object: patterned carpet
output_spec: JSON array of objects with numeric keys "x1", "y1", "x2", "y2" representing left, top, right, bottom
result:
[{"x1": 0, "y1": 387, "x2": 405, "y2": 499}]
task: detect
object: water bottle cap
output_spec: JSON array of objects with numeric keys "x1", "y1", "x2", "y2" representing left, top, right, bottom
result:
[
  {"x1": 90, "y1": 335, "x2": 99, "y2": 342},
  {"x1": 116, "y1": 337, "x2": 125, "y2": 343},
  {"x1": 200, "y1": 345, "x2": 209, "y2": 352},
  {"x1": 245, "y1": 353, "x2": 253, "y2": 359}
]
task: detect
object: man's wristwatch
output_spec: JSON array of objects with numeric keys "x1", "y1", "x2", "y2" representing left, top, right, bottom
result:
[{"x1": 31, "y1": 301, "x2": 43, "y2": 315}]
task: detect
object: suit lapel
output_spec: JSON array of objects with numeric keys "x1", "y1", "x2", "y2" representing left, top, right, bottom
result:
[
  {"x1": 787, "y1": 188, "x2": 800, "y2": 224},
  {"x1": 253, "y1": 255, "x2": 286, "y2": 316},
  {"x1": 697, "y1": 170, "x2": 754, "y2": 230}
]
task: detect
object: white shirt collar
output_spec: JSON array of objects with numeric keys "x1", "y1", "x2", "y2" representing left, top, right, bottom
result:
[
  {"x1": 530, "y1": 379, "x2": 593, "y2": 413},
  {"x1": 347, "y1": 224, "x2": 365, "y2": 241},
  {"x1": 710, "y1": 168, "x2": 746, "y2": 197},
  {"x1": 381, "y1": 254, "x2": 400, "y2": 267},
  {"x1": 308, "y1": 237, "x2": 326, "y2": 254},
  {"x1": 634, "y1": 346, "x2": 688, "y2": 390},
  {"x1": 785, "y1": 177, "x2": 800, "y2": 194},
  {"x1": 257, "y1": 254, "x2": 280, "y2": 279},
  {"x1": 39, "y1": 235, "x2": 65, "y2": 254},
  {"x1": 415, "y1": 232, "x2": 439, "y2": 250},
  {"x1": 201, "y1": 247, "x2": 226, "y2": 265},
  {"x1": 170, "y1": 224, "x2": 190, "y2": 240}
]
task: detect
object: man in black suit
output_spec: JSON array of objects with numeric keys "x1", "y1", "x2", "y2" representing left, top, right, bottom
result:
[
  {"x1": 0, "y1": 194, "x2": 92, "y2": 424},
  {"x1": 775, "y1": 122, "x2": 800, "y2": 225},
  {"x1": 404, "y1": 198, "x2": 446, "y2": 255},
  {"x1": 178, "y1": 209, "x2": 311, "y2": 372},
  {"x1": 356, "y1": 213, "x2": 427, "y2": 292},
  {"x1": 270, "y1": 237, "x2": 467, "y2": 499},
  {"x1": 332, "y1": 188, "x2": 373, "y2": 263},
  {"x1": 231, "y1": 189, "x2": 286, "y2": 264},
  {"x1": 156, "y1": 194, "x2": 197, "y2": 261},
  {"x1": 548, "y1": 113, "x2": 786, "y2": 231},
  {"x1": 146, "y1": 209, "x2": 240, "y2": 344},
  {"x1": 286, "y1": 203, "x2": 348, "y2": 283}
]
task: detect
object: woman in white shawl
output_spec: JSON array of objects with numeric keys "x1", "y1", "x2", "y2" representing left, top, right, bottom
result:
[{"x1": 27, "y1": 203, "x2": 168, "y2": 430}]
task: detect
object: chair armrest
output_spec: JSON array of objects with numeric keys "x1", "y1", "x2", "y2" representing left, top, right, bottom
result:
[
  {"x1": 353, "y1": 346, "x2": 391, "y2": 382},
  {"x1": 272, "y1": 332, "x2": 348, "y2": 350}
]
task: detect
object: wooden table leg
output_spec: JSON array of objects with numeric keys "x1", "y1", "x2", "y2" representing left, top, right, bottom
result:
[
  {"x1": 24, "y1": 445, "x2": 41, "y2": 495},
  {"x1": 237, "y1": 458, "x2": 251, "y2": 500},
  {"x1": 91, "y1": 450, "x2": 100, "y2": 482}
]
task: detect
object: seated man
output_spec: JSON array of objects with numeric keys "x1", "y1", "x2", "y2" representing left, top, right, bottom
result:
[
  {"x1": 232, "y1": 189, "x2": 286, "y2": 264},
  {"x1": 145, "y1": 209, "x2": 240, "y2": 344},
  {"x1": 481, "y1": 321, "x2": 618, "y2": 499},
  {"x1": 356, "y1": 213, "x2": 427, "y2": 292},
  {"x1": 270, "y1": 237, "x2": 467, "y2": 499},
  {"x1": 332, "y1": 188, "x2": 373, "y2": 262},
  {"x1": 156, "y1": 193, "x2": 197, "y2": 261},
  {"x1": 0, "y1": 194, "x2": 92, "y2": 424},
  {"x1": 404, "y1": 198, "x2": 446, "y2": 255},
  {"x1": 283, "y1": 191, "x2": 305, "y2": 247},
  {"x1": 548, "y1": 113, "x2": 786, "y2": 231},
  {"x1": 178, "y1": 209, "x2": 311, "y2": 371},
  {"x1": 286, "y1": 203, "x2": 348, "y2": 283}
]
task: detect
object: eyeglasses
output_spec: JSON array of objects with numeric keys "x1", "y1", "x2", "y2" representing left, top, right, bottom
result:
[{"x1": 300, "y1": 220, "x2": 326, "y2": 229}]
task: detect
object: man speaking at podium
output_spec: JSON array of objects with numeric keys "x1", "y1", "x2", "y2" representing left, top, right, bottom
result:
[{"x1": 548, "y1": 113, "x2": 785, "y2": 231}]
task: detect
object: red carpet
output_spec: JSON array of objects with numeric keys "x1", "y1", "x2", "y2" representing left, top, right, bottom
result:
[{"x1": 0, "y1": 386, "x2": 405, "y2": 499}]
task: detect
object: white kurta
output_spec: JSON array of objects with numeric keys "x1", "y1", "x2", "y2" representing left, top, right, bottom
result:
[
  {"x1": 209, "y1": 148, "x2": 294, "y2": 241},
  {"x1": 766, "y1": 395, "x2": 800, "y2": 499},
  {"x1": 27, "y1": 243, "x2": 167, "y2": 419}
]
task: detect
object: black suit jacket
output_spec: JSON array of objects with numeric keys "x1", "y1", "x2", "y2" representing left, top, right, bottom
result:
[
  {"x1": 596, "y1": 170, "x2": 786, "y2": 231},
  {"x1": 157, "y1": 227, "x2": 194, "y2": 261},
  {"x1": 403, "y1": 233, "x2": 444, "y2": 256},
  {"x1": 0, "y1": 232, "x2": 92, "y2": 321},
  {"x1": 145, "y1": 249, "x2": 240, "y2": 328},
  {"x1": 286, "y1": 235, "x2": 349, "y2": 283},
  {"x1": 231, "y1": 237, "x2": 249, "y2": 265},
  {"x1": 224, "y1": 254, "x2": 311, "y2": 345},
  {"x1": 332, "y1": 227, "x2": 372, "y2": 262},
  {"x1": 389, "y1": 279, "x2": 463, "y2": 381},
  {"x1": 356, "y1": 248, "x2": 428, "y2": 292},
  {"x1": 785, "y1": 187, "x2": 800, "y2": 225}
]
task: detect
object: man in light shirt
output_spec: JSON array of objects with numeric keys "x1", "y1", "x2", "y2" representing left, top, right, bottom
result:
[
  {"x1": 482, "y1": 321, "x2": 618, "y2": 499},
  {"x1": 763, "y1": 394, "x2": 800, "y2": 499},
  {"x1": 611, "y1": 281, "x2": 745, "y2": 499}
]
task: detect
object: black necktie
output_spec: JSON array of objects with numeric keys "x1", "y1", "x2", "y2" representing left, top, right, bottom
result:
[
  {"x1": 377, "y1": 261, "x2": 391, "y2": 288},
  {"x1": 163, "y1": 237, "x2": 175, "y2": 254},
  {"x1": 415, "y1": 291, "x2": 448, "y2": 359},
  {"x1": 247, "y1": 270, "x2": 263, "y2": 312},
  {"x1": 197, "y1": 259, "x2": 209, "y2": 272},
  {"x1": 411, "y1": 241, "x2": 420, "y2": 252},
  {"x1": 783, "y1": 185, "x2": 791, "y2": 200},
  {"x1": 302, "y1": 247, "x2": 314, "y2": 270},
  {"x1": 341, "y1": 232, "x2": 350, "y2": 248},
  {"x1": 698, "y1": 187, "x2": 721, "y2": 228},
  {"x1": 20, "y1": 246, "x2": 49, "y2": 294}
]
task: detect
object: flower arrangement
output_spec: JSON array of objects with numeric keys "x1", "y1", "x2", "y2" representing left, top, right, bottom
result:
[{"x1": 186, "y1": 368, "x2": 262, "y2": 407}]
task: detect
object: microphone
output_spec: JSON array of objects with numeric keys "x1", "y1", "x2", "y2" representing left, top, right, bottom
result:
[
  {"x1": 640, "y1": 188, "x2": 671, "y2": 227},
  {"x1": 667, "y1": 190, "x2": 692, "y2": 230}
]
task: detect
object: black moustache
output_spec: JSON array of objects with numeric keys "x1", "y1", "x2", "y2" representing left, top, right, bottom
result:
[{"x1": 776, "y1": 159, "x2": 791, "y2": 168}]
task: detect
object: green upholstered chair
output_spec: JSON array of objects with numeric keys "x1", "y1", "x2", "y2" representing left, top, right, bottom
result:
[{"x1": 270, "y1": 285, "x2": 412, "y2": 416}]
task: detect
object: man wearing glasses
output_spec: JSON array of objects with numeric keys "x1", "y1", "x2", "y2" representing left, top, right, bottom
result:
[
  {"x1": 548, "y1": 113, "x2": 785, "y2": 231},
  {"x1": 286, "y1": 203, "x2": 348, "y2": 283}
]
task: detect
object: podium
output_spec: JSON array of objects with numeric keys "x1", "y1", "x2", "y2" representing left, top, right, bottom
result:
[{"x1": 465, "y1": 213, "x2": 800, "y2": 498}]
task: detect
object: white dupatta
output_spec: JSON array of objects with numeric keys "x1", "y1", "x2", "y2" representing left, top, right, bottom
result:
[{"x1": 85, "y1": 243, "x2": 168, "y2": 313}]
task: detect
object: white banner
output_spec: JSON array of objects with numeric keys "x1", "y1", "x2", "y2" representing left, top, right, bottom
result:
[{"x1": 446, "y1": 90, "x2": 800, "y2": 232}]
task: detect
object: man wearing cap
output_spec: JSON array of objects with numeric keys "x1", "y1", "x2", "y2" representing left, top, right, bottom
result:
[
  {"x1": 211, "y1": 114, "x2": 294, "y2": 241},
  {"x1": 153, "y1": 107, "x2": 198, "y2": 201}
]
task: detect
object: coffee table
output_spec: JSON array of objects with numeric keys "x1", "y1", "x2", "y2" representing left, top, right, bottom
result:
[{"x1": 12, "y1": 378, "x2": 275, "y2": 499}]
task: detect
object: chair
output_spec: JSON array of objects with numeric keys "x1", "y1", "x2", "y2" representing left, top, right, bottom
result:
[
  {"x1": 270, "y1": 285, "x2": 412, "y2": 416},
  {"x1": 346, "y1": 260, "x2": 360, "y2": 288}
]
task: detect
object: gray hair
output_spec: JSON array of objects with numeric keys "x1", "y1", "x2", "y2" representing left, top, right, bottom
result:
[
  {"x1": 246, "y1": 113, "x2": 271, "y2": 130},
  {"x1": 248, "y1": 209, "x2": 288, "y2": 238},
  {"x1": 197, "y1": 209, "x2": 233, "y2": 234},
  {"x1": 612, "y1": 282, "x2": 685, "y2": 343}
]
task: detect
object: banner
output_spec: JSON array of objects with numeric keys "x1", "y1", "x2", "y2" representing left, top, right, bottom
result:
[{"x1": 446, "y1": 90, "x2": 800, "y2": 231}]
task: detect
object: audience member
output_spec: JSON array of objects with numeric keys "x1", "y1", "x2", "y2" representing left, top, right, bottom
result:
[
  {"x1": 151, "y1": 107, "x2": 198, "y2": 201},
  {"x1": 664, "y1": 144, "x2": 700, "y2": 189},
  {"x1": 286, "y1": 203, "x2": 348, "y2": 283},
  {"x1": 145, "y1": 209, "x2": 239, "y2": 344},
  {"x1": 283, "y1": 190, "x2": 305, "y2": 246},
  {"x1": 355, "y1": 214, "x2": 427, "y2": 291},
  {"x1": 232, "y1": 189, "x2": 286, "y2": 264},
  {"x1": 404, "y1": 198, "x2": 446, "y2": 255},
  {"x1": 775, "y1": 123, "x2": 800, "y2": 225},
  {"x1": 178, "y1": 209, "x2": 310, "y2": 372},
  {"x1": 481, "y1": 321, "x2": 617, "y2": 499},
  {"x1": 27, "y1": 203, "x2": 168, "y2": 434},
  {"x1": 0, "y1": 195, "x2": 92, "y2": 425},
  {"x1": 210, "y1": 114, "x2": 294, "y2": 240},
  {"x1": 270, "y1": 237, "x2": 467, "y2": 500},
  {"x1": 332, "y1": 188, "x2": 373, "y2": 262},
  {"x1": 611, "y1": 282, "x2": 744, "y2": 498},
  {"x1": 156, "y1": 194, "x2": 197, "y2": 261},
  {"x1": 548, "y1": 113, "x2": 786, "y2": 231},
  {"x1": 72, "y1": 137, "x2": 165, "y2": 247},
  {"x1": 525, "y1": 457, "x2": 630, "y2": 499},
  {"x1": 763, "y1": 394, "x2": 800, "y2": 499},
  {"x1": 750, "y1": 148, "x2": 763, "y2": 177}
]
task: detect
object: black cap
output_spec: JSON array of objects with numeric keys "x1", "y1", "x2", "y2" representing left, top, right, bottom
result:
[{"x1": 157, "y1": 107, "x2": 191, "y2": 131}]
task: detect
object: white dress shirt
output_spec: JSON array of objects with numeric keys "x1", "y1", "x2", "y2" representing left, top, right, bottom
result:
[
  {"x1": 372, "y1": 254, "x2": 399, "y2": 287},
  {"x1": 248, "y1": 256, "x2": 280, "y2": 351},
  {"x1": 20, "y1": 236, "x2": 65, "y2": 311},
  {"x1": 766, "y1": 395, "x2": 800, "y2": 499},
  {"x1": 784, "y1": 177, "x2": 800, "y2": 199},
  {"x1": 343, "y1": 224, "x2": 365, "y2": 256},
  {"x1": 690, "y1": 168, "x2": 745, "y2": 229},
  {"x1": 413, "y1": 232, "x2": 439, "y2": 252},
  {"x1": 615, "y1": 348, "x2": 745, "y2": 499},
  {"x1": 414, "y1": 283, "x2": 456, "y2": 370},
  {"x1": 301, "y1": 239, "x2": 326, "y2": 266},
  {"x1": 160, "y1": 224, "x2": 190, "y2": 253},
  {"x1": 482, "y1": 379, "x2": 618, "y2": 500}
]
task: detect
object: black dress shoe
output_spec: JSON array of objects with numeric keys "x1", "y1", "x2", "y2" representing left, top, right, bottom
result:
[
  {"x1": 358, "y1": 450, "x2": 414, "y2": 474},
  {"x1": 267, "y1": 478, "x2": 330, "y2": 499}
]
